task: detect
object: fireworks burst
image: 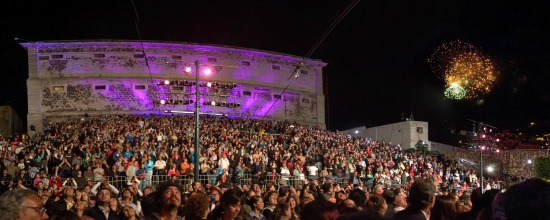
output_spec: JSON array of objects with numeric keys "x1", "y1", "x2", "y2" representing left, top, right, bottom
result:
[
  {"x1": 429, "y1": 40, "x2": 497, "y2": 99},
  {"x1": 444, "y1": 83, "x2": 467, "y2": 99}
]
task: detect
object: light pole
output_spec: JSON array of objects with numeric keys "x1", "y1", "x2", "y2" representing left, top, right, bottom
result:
[
  {"x1": 480, "y1": 146, "x2": 484, "y2": 193},
  {"x1": 194, "y1": 61, "x2": 200, "y2": 182}
]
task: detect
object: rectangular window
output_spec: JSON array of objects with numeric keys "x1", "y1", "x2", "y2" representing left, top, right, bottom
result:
[
  {"x1": 417, "y1": 127, "x2": 424, "y2": 133},
  {"x1": 172, "y1": 55, "x2": 182, "y2": 60},
  {"x1": 272, "y1": 65, "x2": 280, "y2": 70},
  {"x1": 302, "y1": 98, "x2": 310, "y2": 103},
  {"x1": 39, "y1": 56, "x2": 49, "y2": 60},
  {"x1": 52, "y1": 54, "x2": 64, "y2": 59},
  {"x1": 300, "y1": 69, "x2": 309, "y2": 75},
  {"x1": 172, "y1": 86, "x2": 183, "y2": 91},
  {"x1": 207, "y1": 57, "x2": 217, "y2": 62},
  {"x1": 94, "y1": 54, "x2": 106, "y2": 58},
  {"x1": 243, "y1": 91, "x2": 252, "y2": 96},
  {"x1": 273, "y1": 94, "x2": 282, "y2": 99},
  {"x1": 95, "y1": 85, "x2": 107, "y2": 90},
  {"x1": 134, "y1": 54, "x2": 145, "y2": 58},
  {"x1": 134, "y1": 85, "x2": 146, "y2": 90},
  {"x1": 52, "y1": 86, "x2": 65, "y2": 91},
  {"x1": 241, "y1": 61, "x2": 251, "y2": 66}
]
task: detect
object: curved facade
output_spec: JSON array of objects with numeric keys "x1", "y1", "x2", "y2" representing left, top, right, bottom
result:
[{"x1": 20, "y1": 40, "x2": 327, "y2": 131}]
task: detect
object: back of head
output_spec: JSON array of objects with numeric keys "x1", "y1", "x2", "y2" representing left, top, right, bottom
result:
[
  {"x1": 382, "y1": 189, "x2": 395, "y2": 204},
  {"x1": 0, "y1": 189, "x2": 36, "y2": 220},
  {"x1": 348, "y1": 188, "x2": 367, "y2": 208},
  {"x1": 407, "y1": 178, "x2": 436, "y2": 210},
  {"x1": 431, "y1": 195, "x2": 457, "y2": 220},
  {"x1": 301, "y1": 199, "x2": 337, "y2": 220},
  {"x1": 184, "y1": 192, "x2": 210, "y2": 220},
  {"x1": 500, "y1": 178, "x2": 550, "y2": 220}
]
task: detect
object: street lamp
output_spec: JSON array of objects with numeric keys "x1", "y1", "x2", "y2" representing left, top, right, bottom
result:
[
  {"x1": 194, "y1": 61, "x2": 200, "y2": 182},
  {"x1": 480, "y1": 146, "x2": 485, "y2": 193}
]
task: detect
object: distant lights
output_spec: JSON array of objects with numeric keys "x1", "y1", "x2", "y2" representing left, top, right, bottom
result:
[
  {"x1": 204, "y1": 68, "x2": 212, "y2": 75},
  {"x1": 184, "y1": 66, "x2": 192, "y2": 73},
  {"x1": 203, "y1": 101, "x2": 240, "y2": 108},
  {"x1": 154, "y1": 99, "x2": 194, "y2": 105}
]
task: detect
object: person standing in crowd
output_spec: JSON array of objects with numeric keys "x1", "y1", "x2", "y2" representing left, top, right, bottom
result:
[
  {"x1": 0, "y1": 188, "x2": 48, "y2": 220},
  {"x1": 144, "y1": 155, "x2": 155, "y2": 187},
  {"x1": 393, "y1": 178, "x2": 436, "y2": 220},
  {"x1": 83, "y1": 187, "x2": 121, "y2": 220},
  {"x1": 143, "y1": 182, "x2": 184, "y2": 220}
]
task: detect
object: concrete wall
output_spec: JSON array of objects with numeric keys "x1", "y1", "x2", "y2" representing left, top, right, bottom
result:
[
  {"x1": 20, "y1": 41, "x2": 327, "y2": 132},
  {"x1": 363, "y1": 121, "x2": 430, "y2": 149}
]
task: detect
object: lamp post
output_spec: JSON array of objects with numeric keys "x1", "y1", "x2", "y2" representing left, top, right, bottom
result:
[
  {"x1": 194, "y1": 61, "x2": 200, "y2": 182},
  {"x1": 480, "y1": 146, "x2": 484, "y2": 193}
]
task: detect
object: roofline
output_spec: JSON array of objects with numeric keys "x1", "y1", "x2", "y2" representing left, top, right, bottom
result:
[{"x1": 19, "y1": 39, "x2": 327, "y2": 67}]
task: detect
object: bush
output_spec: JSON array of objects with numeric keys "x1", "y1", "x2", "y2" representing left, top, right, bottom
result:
[{"x1": 534, "y1": 157, "x2": 550, "y2": 181}]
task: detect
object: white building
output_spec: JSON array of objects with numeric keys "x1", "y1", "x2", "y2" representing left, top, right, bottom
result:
[{"x1": 343, "y1": 121, "x2": 430, "y2": 150}]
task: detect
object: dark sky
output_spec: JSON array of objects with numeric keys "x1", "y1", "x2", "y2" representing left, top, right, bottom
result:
[{"x1": 1, "y1": 0, "x2": 549, "y2": 143}]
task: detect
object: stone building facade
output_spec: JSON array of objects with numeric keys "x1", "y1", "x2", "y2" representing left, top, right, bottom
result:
[{"x1": 20, "y1": 40, "x2": 327, "y2": 132}]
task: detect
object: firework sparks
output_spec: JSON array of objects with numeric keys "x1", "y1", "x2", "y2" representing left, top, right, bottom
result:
[
  {"x1": 429, "y1": 40, "x2": 497, "y2": 99},
  {"x1": 444, "y1": 82, "x2": 467, "y2": 99}
]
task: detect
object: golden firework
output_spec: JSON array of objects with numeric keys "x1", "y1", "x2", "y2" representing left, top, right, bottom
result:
[{"x1": 429, "y1": 40, "x2": 497, "y2": 99}]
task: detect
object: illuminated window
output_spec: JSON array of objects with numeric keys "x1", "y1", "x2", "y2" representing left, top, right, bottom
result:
[
  {"x1": 39, "y1": 56, "x2": 49, "y2": 60},
  {"x1": 135, "y1": 85, "x2": 146, "y2": 90},
  {"x1": 95, "y1": 85, "x2": 106, "y2": 90},
  {"x1": 52, "y1": 54, "x2": 64, "y2": 59},
  {"x1": 53, "y1": 86, "x2": 65, "y2": 91},
  {"x1": 172, "y1": 55, "x2": 182, "y2": 60}
]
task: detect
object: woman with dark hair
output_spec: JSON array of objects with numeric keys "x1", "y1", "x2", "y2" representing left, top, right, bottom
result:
[
  {"x1": 285, "y1": 196, "x2": 299, "y2": 219},
  {"x1": 268, "y1": 202, "x2": 292, "y2": 220},
  {"x1": 430, "y1": 195, "x2": 457, "y2": 220},
  {"x1": 207, "y1": 189, "x2": 243, "y2": 220},
  {"x1": 262, "y1": 191, "x2": 278, "y2": 219},
  {"x1": 248, "y1": 196, "x2": 266, "y2": 220}
]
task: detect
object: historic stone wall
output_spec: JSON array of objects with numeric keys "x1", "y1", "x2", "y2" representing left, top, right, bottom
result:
[
  {"x1": 444, "y1": 149, "x2": 549, "y2": 177},
  {"x1": 21, "y1": 41, "x2": 327, "y2": 131}
]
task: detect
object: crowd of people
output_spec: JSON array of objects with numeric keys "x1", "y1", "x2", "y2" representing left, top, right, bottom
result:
[{"x1": 0, "y1": 114, "x2": 547, "y2": 220}]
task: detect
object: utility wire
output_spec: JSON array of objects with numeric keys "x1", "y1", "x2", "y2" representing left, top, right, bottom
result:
[{"x1": 262, "y1": 0, "x2": 360, "y2": 119}]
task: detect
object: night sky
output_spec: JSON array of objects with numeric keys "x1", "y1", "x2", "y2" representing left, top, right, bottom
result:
[{"x1": 1, "y1": 0, "x2": 549, "y2": 143}]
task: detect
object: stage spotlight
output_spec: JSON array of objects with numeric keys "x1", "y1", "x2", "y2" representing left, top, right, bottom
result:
[
  {"x1": 204, "y1": 68, "x2": 212, "y2": 75},
  {"x1": 207, "y1": 82, "x2": 212, "y2": 87},
  {"x1": 160, "y1": 99, "x2": 166, "y2": 105},
  {"x1": 211, "y1": 101, "x2": 216, "y2": 106},
  {"x1": 164, "y1": 80, "x2": 170, "y2": 85},
  {"x1": 184, "y1": 66, "x2": 192, "y2": 73}
]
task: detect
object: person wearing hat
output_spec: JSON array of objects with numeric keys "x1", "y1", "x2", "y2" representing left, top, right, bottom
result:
[
  {"x1": 393, "y1": 178, "x2": 436, "y2": 220},
  {"x1": 122, "y1": 203, "x2": 139, "y2": 220}
]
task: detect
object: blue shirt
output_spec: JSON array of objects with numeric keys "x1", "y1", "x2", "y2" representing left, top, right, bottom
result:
[{"x1": 145, "y1": 160, "x2": 155, "y2": 172}]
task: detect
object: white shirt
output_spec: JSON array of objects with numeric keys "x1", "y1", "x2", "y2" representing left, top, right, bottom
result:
[
  {"x1": 218, "y1": 158, "x2": 230, "y2": 170},
  {"x1": 308, "y1": 166, "x2": 318, "y2": 176}
]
